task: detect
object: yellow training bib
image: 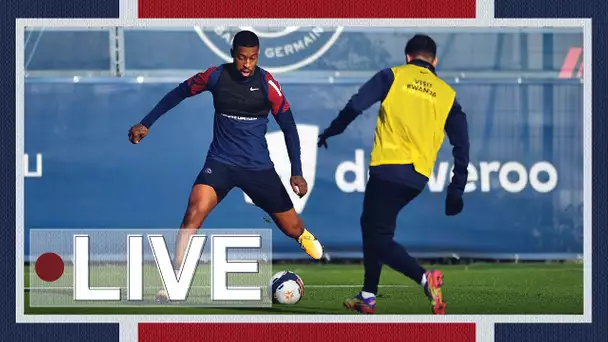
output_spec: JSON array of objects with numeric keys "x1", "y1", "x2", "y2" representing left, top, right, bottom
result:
[{"x1": 369, "y1": 64, "x2": 456, "y2": 178}]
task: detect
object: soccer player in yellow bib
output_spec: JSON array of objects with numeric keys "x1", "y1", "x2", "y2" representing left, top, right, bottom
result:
[{"x1": 318, "y1": 34, "x2": 470, "y2": 315}]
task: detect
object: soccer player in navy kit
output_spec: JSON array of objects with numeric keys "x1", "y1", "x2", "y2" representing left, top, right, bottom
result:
[{"x1": 128, "y1": 31, "x2": 323, "y2": 300}]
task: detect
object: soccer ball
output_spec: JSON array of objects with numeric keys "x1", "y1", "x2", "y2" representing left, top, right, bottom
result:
[{"x1": 270, "y1": 270, "x2": 304, "y2": 305}]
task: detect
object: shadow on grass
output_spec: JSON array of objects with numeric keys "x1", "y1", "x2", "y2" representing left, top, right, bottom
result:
[{"x1": 24, "y1": 290, "x2": 346, "y2": 315}]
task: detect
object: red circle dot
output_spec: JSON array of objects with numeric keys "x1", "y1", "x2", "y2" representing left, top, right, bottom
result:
[{"x1": 35, "y1": 252, "x2": 64, "y2": 282}]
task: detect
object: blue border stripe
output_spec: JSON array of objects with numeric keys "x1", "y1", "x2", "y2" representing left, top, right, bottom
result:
[
  {"x1": 495, "y1": 0, "x2": 605, "y2": 341},
  {"x1": 2, "y1": 2, "x2": 120, "y2": 342}
]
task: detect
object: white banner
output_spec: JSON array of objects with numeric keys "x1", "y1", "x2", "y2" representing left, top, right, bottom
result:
[{"x1": 28, "y1": 229, "x2": 273, "y2": 308}]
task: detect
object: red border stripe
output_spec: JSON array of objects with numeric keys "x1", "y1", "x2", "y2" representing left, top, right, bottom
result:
[
  {"x1": 139, "y1": 323, "x2": 476, "y2": 342},
  {"x1": 138, "y1": 0, "x2": 476, "y2": 18}
]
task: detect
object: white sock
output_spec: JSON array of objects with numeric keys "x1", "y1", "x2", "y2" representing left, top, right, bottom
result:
[
  {"x1": 360, "y1": 291, "x2": 375, "y2": 299},
  {"x1": 420, "y1": 273, "x2": 427, "y2": 287}
]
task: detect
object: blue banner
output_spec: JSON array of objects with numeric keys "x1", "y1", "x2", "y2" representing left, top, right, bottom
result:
[{"x1": 24, "y1": 27, "x2": 584, "y2": 260}]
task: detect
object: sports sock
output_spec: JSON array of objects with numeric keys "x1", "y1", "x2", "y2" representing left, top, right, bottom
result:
[
  {"x1": 360, "y1": 291, "x2": 375, "y2": 299},
  {"x1": 420, "y1": 273, "x2": 427, "y2": 287}
]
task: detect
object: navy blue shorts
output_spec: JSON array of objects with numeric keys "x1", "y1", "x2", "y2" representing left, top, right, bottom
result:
[{"x1": 193, "y1": 158, "x2": 294, "y2": 214}]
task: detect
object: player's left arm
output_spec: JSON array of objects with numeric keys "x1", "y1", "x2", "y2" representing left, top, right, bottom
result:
[
  {"x1": 444, "y1": 98, "x2": 470, "y2": 197},
  {"x1": 265, "y1": 72, "x2": 303, "y2": 178}
]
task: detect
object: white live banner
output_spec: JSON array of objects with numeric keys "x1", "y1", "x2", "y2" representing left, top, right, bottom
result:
[{"x1": 28, "y1": 229, "x2": 273, "y2": 307}]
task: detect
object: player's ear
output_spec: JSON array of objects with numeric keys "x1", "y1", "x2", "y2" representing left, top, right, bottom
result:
[{"x1": 432, "y1": 57, "x2": 438, "y2": 67}]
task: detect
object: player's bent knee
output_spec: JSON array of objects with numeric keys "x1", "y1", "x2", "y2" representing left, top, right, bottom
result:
[{"x1": 184, "y1": 201, "x2": 213, "y2": 225}]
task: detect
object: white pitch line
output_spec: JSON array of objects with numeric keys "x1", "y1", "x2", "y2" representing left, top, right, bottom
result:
[
  {"x1": 302, "y1": 285, "x2": 414, "y2": 288},
  {"x1": 25, "y1": 284, "x2": 414, "y2": 290}
]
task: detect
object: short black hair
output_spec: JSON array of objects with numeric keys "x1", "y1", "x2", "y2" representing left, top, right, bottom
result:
[
  {"x1": 405, "y1": 34, "x2": 437, "y2": 59},
  {"x1": 232, "y1": 30, "x2": 260, "y2": 51}
]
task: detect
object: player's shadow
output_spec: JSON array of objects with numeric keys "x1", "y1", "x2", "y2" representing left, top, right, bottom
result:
[{"x1": 25, "y1": 288, "x2": 352, "y2": 314}]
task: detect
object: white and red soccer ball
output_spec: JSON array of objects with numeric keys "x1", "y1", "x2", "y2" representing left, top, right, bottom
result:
[{"x1": 270, "y1": 270, "x2": 304, "y2": 305}]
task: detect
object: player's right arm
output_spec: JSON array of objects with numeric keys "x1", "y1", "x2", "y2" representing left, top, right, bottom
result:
[{"x1": 128, "y1": 66, "x2": 220, "y2": 144}]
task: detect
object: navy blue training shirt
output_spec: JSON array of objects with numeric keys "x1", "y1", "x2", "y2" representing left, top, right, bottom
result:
[
  {"x1": 323, "y1": 59, "x2": 470, "y2": 197},
  {"x1": 140, "y1": 63, "x2": 303, "y2": 177}
]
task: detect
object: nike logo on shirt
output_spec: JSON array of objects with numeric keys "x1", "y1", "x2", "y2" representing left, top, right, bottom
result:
[{"x1": 250, "y1": 87, "x2": 259, "y2": 91}]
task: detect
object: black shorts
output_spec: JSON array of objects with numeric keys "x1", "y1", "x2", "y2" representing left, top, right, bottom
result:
[{"x1": 193, "y1": 158, "x2": 294, "y2": 214}]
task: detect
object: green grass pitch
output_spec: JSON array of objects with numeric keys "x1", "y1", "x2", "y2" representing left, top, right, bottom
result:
[{"x1": 24, "y1": 262, "x2": 584, "y2": 315}]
